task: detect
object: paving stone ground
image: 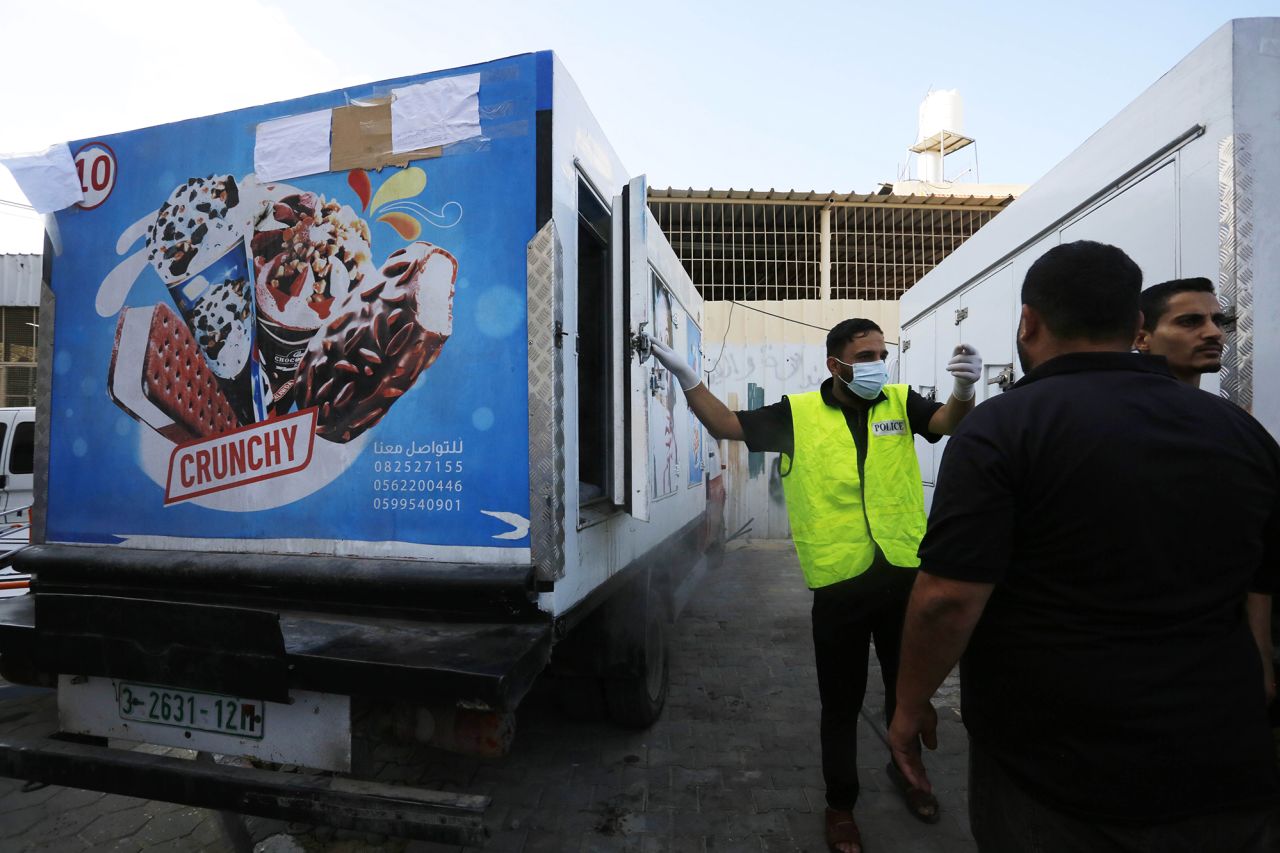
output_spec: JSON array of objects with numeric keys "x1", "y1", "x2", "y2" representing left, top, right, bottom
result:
[{"x1": 0, "y1": 541, "x2": 974, "y2": 852}]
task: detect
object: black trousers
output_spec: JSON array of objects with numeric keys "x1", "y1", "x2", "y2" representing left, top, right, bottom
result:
[{"x1": 811, "y1": 559, "x2": 915, "y2": 811}]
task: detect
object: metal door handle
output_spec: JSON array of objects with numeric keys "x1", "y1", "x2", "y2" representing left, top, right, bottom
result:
[
  {"x1": 987, "y1": 366, "x2": 1015, "y2": 391},
  {"x1": 632, "y1": 322, "x2": 651, "y2": 364}
]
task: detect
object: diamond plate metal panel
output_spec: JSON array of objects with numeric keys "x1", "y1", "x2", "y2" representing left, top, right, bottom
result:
[
  {"x1": 526, "y1": 222, "x2": 565, "y2": 581},
  {"x1": 1218, "y1": 134, "x2": 1254, "y2": 412}
]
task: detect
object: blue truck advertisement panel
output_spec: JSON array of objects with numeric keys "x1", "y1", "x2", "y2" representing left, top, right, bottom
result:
[{"x1": 46, "y1": 55, "x2": 541, "y2": 557}]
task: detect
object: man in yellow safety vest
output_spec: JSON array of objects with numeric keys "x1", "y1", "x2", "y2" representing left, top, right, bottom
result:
[{"x1": 650, "y1": 318, "x2": 981, "y2": 853}]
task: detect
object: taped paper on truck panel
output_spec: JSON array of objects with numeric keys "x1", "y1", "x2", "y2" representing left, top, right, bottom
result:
[
  {"x1": 0, "y1": 143, "x2": 83, "y2": 213},
  {"x1": 330, "y1": 98, "x2": 442, "y2": 172},
  {"x1": 254, "y1": 110, "x2": 333, "y2": 182},
  {"x1": 391, "y1": 74, "x2": 481, "y2": 154}
]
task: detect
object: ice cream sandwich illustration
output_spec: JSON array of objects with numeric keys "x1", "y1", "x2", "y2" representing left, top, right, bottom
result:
[
  {"x1": 108, "y1": 303, "x2": 241, "y2": 443},
  {"x1": 296, "y1": 241, "x2": 456, "y2": 443}
]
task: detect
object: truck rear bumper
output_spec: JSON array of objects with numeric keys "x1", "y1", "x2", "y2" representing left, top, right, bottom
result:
[
  {"x1": 0, "y1": 545, "x2": 553, "y2": 713},
  {"x1": 0, "y1": 733, "x2": 488, "y2": 844},
  {"x1": 0, "y1": 592, "x2": 552, "y2": 711}
]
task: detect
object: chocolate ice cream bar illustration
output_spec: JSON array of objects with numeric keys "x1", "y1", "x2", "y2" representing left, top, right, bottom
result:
[
  {"x1": 250, "y1": 192, "x2": 373, "y2": 414},
  {"x1": 145, "y1": 175, "x2": 242, "y2": 283},
  {"x1": 163, "y1": 239, "x2": 263, "y2": 425},
  {"x1": 108, "y1": 303, "x2": 241, "y2": 444},
  {"x1": 296, "y1": 242, "x2": 456, "y2": 443}
]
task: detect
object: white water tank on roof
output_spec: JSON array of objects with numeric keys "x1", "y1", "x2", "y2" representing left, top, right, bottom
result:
[
  {"x1": 915, "y1": 90, "x2": 965, "y2": 184},
  {"x1": 918, "y1": 89, "x2": 964, "y2": 142}
]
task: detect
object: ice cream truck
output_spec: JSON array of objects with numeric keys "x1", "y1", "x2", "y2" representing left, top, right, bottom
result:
[{"x1": 0, "y1": 51, "x2": 724, "y2": 842}]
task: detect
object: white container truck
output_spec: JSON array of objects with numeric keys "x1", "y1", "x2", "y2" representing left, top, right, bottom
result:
[
  {"x1": 898, "y1": 17, "x2": 1280, "y2": 508},
  {"x1": 0, "y1": 51, "x2": 724, "y2": 843}
]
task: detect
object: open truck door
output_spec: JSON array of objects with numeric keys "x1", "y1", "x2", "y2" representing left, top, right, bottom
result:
[{"x1": 616, "y1": 175, "x2": 651, "y2": 522}]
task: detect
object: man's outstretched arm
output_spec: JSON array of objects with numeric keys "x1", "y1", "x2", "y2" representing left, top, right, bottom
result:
[
  {"x1": 650, "y1": 339, "x2": 744, "y2": 441},
  {"x1": 888, "y1": 572, "x2": 993, "y2": 792}
]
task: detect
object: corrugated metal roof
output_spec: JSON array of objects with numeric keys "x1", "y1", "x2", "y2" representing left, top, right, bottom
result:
[
  {"x1": 0, "y1": 255, "x2": 40, "y2": 307},
  {"x1": 649, "y1": 187, "x2": 1014, "y2": 208}
]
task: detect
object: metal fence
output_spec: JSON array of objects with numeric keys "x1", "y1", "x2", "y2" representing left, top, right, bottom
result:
[
  {"x1": 649, "y1": 191, "x2": 1009, "y2": 302},
  {"x1": 828, "y1": 205, "x2": 999, "y2": 299},
  {"x1": 652, "y1": 201, "x2": 822, "y2": 301}
]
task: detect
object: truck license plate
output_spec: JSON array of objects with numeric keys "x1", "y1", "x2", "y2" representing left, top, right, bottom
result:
[
  {"x1": 60, "y1": 676, "x2": 351, "y2": 771},
  {"x1": 118, "y1": 682, "x2": 264, "y2": 739}
]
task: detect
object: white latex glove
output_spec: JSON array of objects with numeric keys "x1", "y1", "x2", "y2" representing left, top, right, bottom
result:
[
  {"x1": 649, "y1": 337, "x2": 701, "y2": 391},
  {"x1": 947, "y1": 344, "x2": 982, "y2": 401}
]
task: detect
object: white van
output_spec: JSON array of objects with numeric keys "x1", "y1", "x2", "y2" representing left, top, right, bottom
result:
[{"x1": 0, "y1": 407, "x2": 34, "y2": 522}]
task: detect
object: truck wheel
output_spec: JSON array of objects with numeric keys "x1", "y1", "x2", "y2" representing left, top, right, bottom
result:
[{"x1": 604, "y1": 589, "x2": 669, "y2": 729}]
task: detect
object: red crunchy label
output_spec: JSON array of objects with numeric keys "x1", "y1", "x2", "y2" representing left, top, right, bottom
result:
[{"x1": 165, "y1": 409, "x2": 316, "y2": 505}]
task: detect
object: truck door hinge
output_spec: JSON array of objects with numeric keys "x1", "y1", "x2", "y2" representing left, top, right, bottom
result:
[
  {"x1": 954, "y1": 307, "x2": 968, "y2": 325},
  {"x1": 902, "y1": 339, "x2": 911, "y2": 353},
  {"x1": 554, "y1": 322, "x2": 569, "y2": 349}
]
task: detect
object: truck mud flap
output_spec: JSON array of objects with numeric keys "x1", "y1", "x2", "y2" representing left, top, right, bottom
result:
[{"x1": 0, "y1": 734, "x2": 488, "y2": 845}]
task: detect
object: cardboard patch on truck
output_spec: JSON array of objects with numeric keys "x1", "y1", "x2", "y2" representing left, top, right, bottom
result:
[{"x1": 330, "y1": 99, "x2": 443, "y2": 172}]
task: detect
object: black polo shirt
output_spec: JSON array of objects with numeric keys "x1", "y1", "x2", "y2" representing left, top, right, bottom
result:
[
  {"x1": 921, "y1": 351, "x2": 1280, "y2": 821},
  {"x1": 736, "y1": 378, "x2": 943, "y2": 464}
]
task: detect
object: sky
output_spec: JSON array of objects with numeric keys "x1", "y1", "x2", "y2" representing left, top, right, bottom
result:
[{"x1": 1, "y1": 0, "x2": 1276, "y2": 252}]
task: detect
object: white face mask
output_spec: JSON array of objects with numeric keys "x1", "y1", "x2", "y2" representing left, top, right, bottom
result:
[{"x1": 835, "y1": 358, "x2": 889, "y2": 400}]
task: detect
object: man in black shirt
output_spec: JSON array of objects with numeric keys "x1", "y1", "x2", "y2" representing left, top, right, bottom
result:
[
  {"x1": 1136, "y1": 278, "x2": 1275, "y2": 710},
  {"x1": 888, "y1": 241, "x2": 1280, "y2": 852},
  {"x1": 651, "y1": 319, "x2": 981, "y2": 853}
]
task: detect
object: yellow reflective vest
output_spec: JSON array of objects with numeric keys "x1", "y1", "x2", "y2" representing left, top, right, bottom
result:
[{"x1": 781, "y1": 385, "x2": 927, "y2": 588}]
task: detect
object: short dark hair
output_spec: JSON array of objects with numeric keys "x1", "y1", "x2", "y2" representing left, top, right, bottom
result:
[
  {"x1": 1140, "y1": 277, "x2": 1215, "y2": 331},
  {"x1": 1021, "y1": 241, "x2": 1142, "y2": 342},
  {"x1": 826, "y1": 318, "x2": 883, "y2": 357}
]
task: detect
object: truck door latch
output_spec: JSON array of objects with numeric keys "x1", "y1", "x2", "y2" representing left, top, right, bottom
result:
[
  {"x1": 987, "y1": 365, "x2": 1015, "y2": 392},
  {"x1": 632, "y1": 322, "x2": 651, "y2": 364}
]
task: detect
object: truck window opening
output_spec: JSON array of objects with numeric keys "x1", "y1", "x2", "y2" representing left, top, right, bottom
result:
[{"x1": 577, "y1": 180, "x2": 612, "y2": 504}]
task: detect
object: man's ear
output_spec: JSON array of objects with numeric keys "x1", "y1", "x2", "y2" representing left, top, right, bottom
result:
[
  {"x1": 1018, "y1": 304, "x2": 1038, "y2": 342},
  {"x1": 1132, "y1": 311, "x2": 1146, "y2": 351},
  {"x1": 826, "y1": 356, "x2": 840, "y2": 377}
]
